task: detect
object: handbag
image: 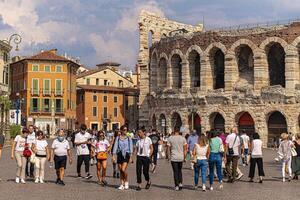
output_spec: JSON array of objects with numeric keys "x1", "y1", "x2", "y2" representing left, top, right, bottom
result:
[
  {"x1": 97, "y1": 152, "x2": 108, "y2": 160},
  {"x1": 23, "y1": 139, "x2": 32, "y2": 158},
  {"x1": 228, "y1": 135, "x2": 238, "y2": 156}
]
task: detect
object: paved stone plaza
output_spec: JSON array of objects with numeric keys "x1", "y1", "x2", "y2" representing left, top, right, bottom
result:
[{"x1": 0, "y1": 147, "x2": 299, "y2": 200}]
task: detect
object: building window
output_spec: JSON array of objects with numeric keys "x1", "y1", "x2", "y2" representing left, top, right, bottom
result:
[
  {"x1": 125, "y1": 99, "x2": 129, "y2": 110},
  {"x1": 93, "y1": 95, "x2": 97, "y2": 102},
  {"x1": 44, "y1": 65, "x2": 50, "y2": 72},
  {"x1": 86, "y1": 78, "x2": 90, "y2": 85},
  {"x1": 103, "y1": 71, "x2": 107, "y2": 74},
  {"x1": 114, "y1": 96, "x2": 118, "y2": 103},
  {"x1": 32, "y1": 79, "x2": 39, "y2": 95},
  {"x1": 104, "y1": 80, "x2": 108, "y2": 86},
  {"x1": 103, "y1": 107, "x2": 107, "y2": 119},
  {"x1": 43, "y1": 79, "x2": 51, "y2": 95},
  {"x1": 119, "y1": 80, "x2": 123, "y2": 87},
  {"x1": 56, "y1": 65, "x2": 62, "y2": 72},
  {"x1": 32, "y1": 65, "x2": 39, "y2": 71},
  {"x1": 3, "y1": 52, "x2": 8, "y2": 63},
  {"x1": 96, "y1": 78, "x2": 99, "y2": 85},
  {"x1": 30, "y1": 98, "x2": 39, "y2": 112},
  {"x1": 55, "y1": 99, "x2": 63, "y2": 112},
  {"x1": 114, "y1": 107, "x2": 118, "y2": 117},
  {"x1": 103, "y1": 96, "x2": 107, "y2": 103},
  {"x1": 43, "y1": 98, "x2": 51, "y2": 112},
  {"x1": 55, "y1": 79, "x2": 62, "y2": 95},
  {"x1": 93, "y1": 107, "x2": 97, "y2": 117}
]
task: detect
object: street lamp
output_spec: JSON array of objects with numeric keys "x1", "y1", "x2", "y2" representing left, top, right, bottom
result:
[{"x1": 1, "y1": 33, "x2": 22, "y2": 51}]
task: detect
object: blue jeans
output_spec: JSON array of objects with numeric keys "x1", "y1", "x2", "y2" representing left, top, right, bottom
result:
[
  {"x1": 194, "y1": 159, "x2": 208, "y2": 186},
  {"x1": 209, "y1": 153, "x2": 223, "y2": 185}
]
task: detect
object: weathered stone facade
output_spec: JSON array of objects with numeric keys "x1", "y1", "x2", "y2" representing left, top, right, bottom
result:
[{"x1": 138, "y1": 11, "x2": 300, "y2": 147}]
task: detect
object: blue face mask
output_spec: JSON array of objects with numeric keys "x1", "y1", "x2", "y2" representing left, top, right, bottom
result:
[{"x1": 57, "y1": 136, "x2": 64, "y2": 142}]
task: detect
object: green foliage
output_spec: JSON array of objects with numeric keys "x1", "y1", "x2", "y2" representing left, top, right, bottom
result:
[
  {"x1": 0, "y1": 95, "x2": 11, "y2": 111},
  {"x1": 10, "y1": 124, "x2": 21, "y2": 139}
]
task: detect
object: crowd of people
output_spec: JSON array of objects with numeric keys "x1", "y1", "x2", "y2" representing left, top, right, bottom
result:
[{"x1": 1, "y1": 123, "x2": 300, "y2": 192}]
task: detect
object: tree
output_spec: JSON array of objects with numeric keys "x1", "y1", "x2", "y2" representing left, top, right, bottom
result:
[{"x1": 0, "y1": 95, "x2": 11, "y2": 138}]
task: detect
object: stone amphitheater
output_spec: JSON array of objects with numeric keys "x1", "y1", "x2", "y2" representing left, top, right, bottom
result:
[{"x1": 137, "y1": 11, "x2": 300, "y2": 146}]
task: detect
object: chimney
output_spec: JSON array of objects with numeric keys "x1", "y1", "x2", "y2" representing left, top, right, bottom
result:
[{"x1": 49, "y1": 48, "x2": 58, "y2": 54}]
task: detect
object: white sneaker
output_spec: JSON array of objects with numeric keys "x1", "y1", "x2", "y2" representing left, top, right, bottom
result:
[
  {"x1": 20, "y1": 179, "x2": 26, "y2": 184},
  {"x1": 15, "y1": 177, "x2": 20, "y2": 184},
  {"x1": 124, "y1": 182, "x2": 129, "y2": 190},
  {"x1": 40, "y1": 179, "x2": 44, "y2": 184},
  {"x1": 202, "y1": 185, "x2": 206, "y2": 191},
  {"x1": 283, "y1": 178, "x2": 286, "y2": 182},
  {"x1": 219, "y1": 183, "x2": 224, "y2": 189},
  {"x1": 35, "y1": 178, "x2": 39, "y2": 183},
  {"x1": 118, "y1": 185, "x2": 125, "y2": 190},
  {"x1": 210, "y1": 186, "x2": 213, "y2": 191},
  {"x1": 237, "y1": 173, "x2": 244, "y2": 180}
]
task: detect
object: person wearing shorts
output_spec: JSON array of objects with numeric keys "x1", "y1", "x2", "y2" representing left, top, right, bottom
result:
[{"x1": 51, "y1": 130, "x2": 72, "y2": 186}]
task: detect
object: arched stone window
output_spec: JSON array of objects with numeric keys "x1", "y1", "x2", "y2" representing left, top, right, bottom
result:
[
  {"x1": 171, "y1": 112, "x2": 182, "y2": 129},
  {"x1": 158, "y1": 57, "x2": 167, "y2": 88},
  {"x1": 267, "y1": 111, "x2": 287, "y2": 146},
  {"x1": 171, "y1": 54, "x2": 182, "y2": 89},
  {"x1": 209, "y1": 112, "x2": 225, "y2": 131},
  {"x1": 158, "y1": 114, "x2": 166, "y2": 135},
  {"x1": 266, "y1": 43, "x2": 286, "y2": 87},
  {"x1": 188, "y1": 50, "x2": 201, "y2": 88},
  {"x1": 236, "y1": 45, "x2": 254, "y2": 86},
  {"x1": 209, "y1": 48, "x2": 225, "y2": 89},
  {"x1": 188, "y1": 112, "x2": 201, "y2": 134}
]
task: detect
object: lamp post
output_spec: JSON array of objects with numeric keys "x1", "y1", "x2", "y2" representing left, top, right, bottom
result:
[
  {"x1": 1, "y1": 33, "x2": 22, "y2": 51},
  {"x1": 15, "y1": 93, "x2": 20, "y2": 125}
]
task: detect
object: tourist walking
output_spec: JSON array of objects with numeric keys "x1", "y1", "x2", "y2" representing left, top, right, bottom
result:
[
  {"x1": 50, "y1": 130, "x2": 72, "y2": 186},
  {"x1": 208, "y1": 131, "x2": 223, "y2": 190},
  {"x1": 31, "y1": 130, "x2": 49, "y2": 183},
  {"x1": 292, "y1": 133, "x2": 300, "y2": 180},
  {"x1": 193, "y1": 135, "x2": 210, "y2": 191},
  {"x1": 278, "y1": 133, "x2": 293, "y2": 182},
  {"x1": 74, "y1": 124, "x2": 93, "y2": 179},
  {"x1": 225, "y1": 127, "x2": 242, "y2": 183},
  {"x1": 25, "y1": 125, "x2": 36, "y2": 178},
  {"x1": 92, "y1": 130, "x2": 111, "y2": 186},
  {"x1": 135, "y1": 127, "x2": 153, "y2": 191},
  {"x1": 187, "y1": 130, "x2": 199, "y2": 170},
  {"x1": 111, "y1": 129, "x2": 121, "y2": 178},
  {"x1": 149, "y1": 129, "x2": 160, "y2": 173},
  {"x1": 241, "y1": 131, "x2": 250, "y2": 166},
  {"x1": 167, "y1": 126, "x2": 187, "y2": 191},
  {"x1": 112, "y1": 125, "x2": 133, "y2": 190},
  {"x1": 248, "y1": 132, "x2": 265, "y2": 183},
  {"x1": 11, "y1": 128, "x2": 30, "y2": 184}
]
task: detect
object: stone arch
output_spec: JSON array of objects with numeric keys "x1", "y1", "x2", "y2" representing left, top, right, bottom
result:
[
  {"x1": 171, "y1": 111, "x2": 182, "y2": 129},
  {"x1": 169, "y1": 50, "x2": 184, "y2": 89},
  {"x1": 230, "y1": 39, "x2": 257, "y2": 53},
  {"x1": 157, "y1": 55, "x2": 168, "y2": 88},
  {"x1": 187, "y1": 49, "x2": 201, "y2": 88},
  {"x1": 259, "y1": 37, "x2": 289, "y2": 52},
  {"x1": 150, "y1": 51, "x2": 158, "y2": 91},
  {"x1": 209, "y1": 112, "x2": 225, "y2": 131},
  {"x1": 188, "y1": 112, "x2": 201, "y2": 134},
  {"x1": 266, "y1": 110, "x2": 288, "y2": 146},
  {"x1": 235, "y1": 111, "x2": 255, "y2": 135},
  {"x1": 204, "y1": 42, "x2": 227, "y2": 56},
  {"x1": 186, "y1": 45, "x2": 204, "y2": 58}
]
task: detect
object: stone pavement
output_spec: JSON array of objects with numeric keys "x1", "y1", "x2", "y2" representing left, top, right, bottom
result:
[{"x1": 0, "y1": 146, "x2": 299, "y2": 200}]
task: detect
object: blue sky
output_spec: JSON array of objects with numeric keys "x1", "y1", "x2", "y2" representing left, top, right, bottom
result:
[{"x1": 1, "y1": 0, "x2": 300, "y2": 69}]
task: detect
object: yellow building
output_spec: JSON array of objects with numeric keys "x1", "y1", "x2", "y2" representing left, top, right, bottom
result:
[
  {"x1": 10, "y1": 49, "x2": 79, "y2": 132},
  {"x1": 76, "y1": 62, "x2": 139, "y2": 131}
]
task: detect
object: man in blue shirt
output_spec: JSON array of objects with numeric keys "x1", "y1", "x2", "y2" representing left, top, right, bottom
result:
[{"x1": 187, "y1": 130, "x2": 198, "y2": 170}]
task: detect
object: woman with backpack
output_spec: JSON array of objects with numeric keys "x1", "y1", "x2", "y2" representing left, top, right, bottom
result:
[
  {"x1": 11, "y1": 128, "x2": 30, "y2": 184},
  {"x1": 278, "y1": 132, "x2": 293, "y2": 182},
  {"x1": 193, "y1": 134, "x2": 210, "y2": 191},
  {"x1": 92, "y1": 130, "x2": 111, "y2": 186},
  {"x1": 112, "y1": 125, "x2": 133, "y2": 190}
]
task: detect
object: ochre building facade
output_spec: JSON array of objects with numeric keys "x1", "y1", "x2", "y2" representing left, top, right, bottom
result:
[{"x1": 138, "y1": 11, "x2": 300, "y2": 146}]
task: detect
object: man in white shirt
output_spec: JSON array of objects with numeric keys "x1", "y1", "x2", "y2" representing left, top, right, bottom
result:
[
  {"x1": 240, "y1": 131, "x2": 250, "y2": 166},
  {"x1": 26, "y1": 125, "x2": 36, "y2": 178},
  {"x1": 225, "y1": 127, "x2": 243, "y2": 183},
  {"x1": 135, "y1": 127, "x2": 153, "y2": 191},
  {"x1": 74, "y1": 124, "x2": 92, "y2": 179}
]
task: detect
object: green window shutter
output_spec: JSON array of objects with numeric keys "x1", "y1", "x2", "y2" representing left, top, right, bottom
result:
[
  {"x1": 37, "y1": 99, "x2": 40, "y2": 111},
  {"x1": 56, "y1": 80, "x2": 62, "y2": 95},
  {"x1": 30, "y1": 98, "x2": 33, "y2": 111}
]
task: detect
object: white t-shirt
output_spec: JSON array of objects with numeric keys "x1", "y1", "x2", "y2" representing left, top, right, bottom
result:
[
  {"x1": 74, "y1": 132, "x2": 91, "y2": 155},
  {"x1": 14, "y1": 135, "x2": 26, "y2": 152},
  {"x1": 226, "y1": 133, "x2": 241, "y2": 156},
  {"x1": 194, "y1": 144, "x2": 208, "y2": 160},
  {"x1": 34, "y1": 139, "x2": 48, "y2": 155},
  {"x1": 93, "y1": 139, "x2": 110, "y2": 153},
  {"x1": 52, "y1": 139, "x2": 70, "y2": 156},
  {"x1": 241, "y1": 134, "x2": 250, "y2": 149},
  {"x1": 27, "y1": 132, "x2": 36, "y2": 147},
  {"x1": 251, "y1": 139, "x2": 263, "y2": 157},
  {"x1": 136, "y1": 137, "x2": 152, "y2": 157}
]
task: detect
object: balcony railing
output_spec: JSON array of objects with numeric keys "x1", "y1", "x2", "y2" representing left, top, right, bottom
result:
[
  {"x1": 30, "y1": 88, "x2": 65, "y2": 96},
  {"x1": 43, "y1": 89, "x2": 51, "y2": 96},
  {"x1": 30, "y1": 107, "x2": 65, "y2": 115},
  {"x1": 54, "y1": 89, "x2": 63, "y2": 96},
  {"x1": 31, "y1": 89, "x2": 39, "y2": 96}
]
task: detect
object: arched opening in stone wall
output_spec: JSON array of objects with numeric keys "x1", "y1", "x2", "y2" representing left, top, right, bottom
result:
[
  {"x1": 188, "y1": 112, "x2": 201, "y2": 135},
  {"x1": 171, "y1": 112, "x2": 182, "y2": 130},
  {"x1": 266, "y1": 43, "x2": 286, "y2": 87},
  {"x1": 209, "y1": 48, "x2": 225, "y2": 89},
  {"x1": 150, "y1": 52, "x2": 158, "y2": 92},
  {"x1": 236, "y1": 112, "x2": 255, "y2": 136},
  {"x1": 267, "y1": 111, "x2": 287, "y2": 146},
  {"x1": 188, "y1": 50, "x2": 201, "y2": 88},
  {"x1": 235, "y1": 45, "x2": 254, "y2": 86},
  {"x1": 158, "y1": 57, "x2": 167, "y2": 88},
  {"x1": 148, "y1": 30, "x2": 154, "y2": 48},
  {"x1": 171, "y1": 54, "x2": 182, "y2": 89},
  {"x1": 152, "y1": 114, "x2": 157, "y2": 129},
  {"x1": 158, "y1": 114, "x2": 166, "y2": 135},
  {"x1": 209, "y1": 112, "x2": 225, "y2": 132}
]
